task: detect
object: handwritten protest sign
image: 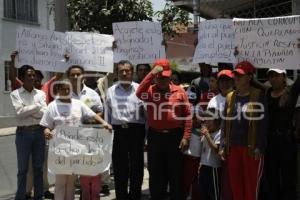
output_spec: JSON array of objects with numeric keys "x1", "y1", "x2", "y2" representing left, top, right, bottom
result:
[
  {"x1": 16, "y1": 27, "x2": 67, "y2": 72},
  {"x1": 193, "y1": 19, "x2": 236, "y2": 64},
  {"x1": 48, "y1": 126, "x2": 113, "y2": 176},
  {"x1": 234, "y1": 15, "x2": 300, "y2": 70},
  {"x1": 113, "y1": 21, "x2": 166, "y2": 64},
  {"x1": 66, "y1": 32, "x2": 114, "y2": 72},
  {"x1": 16, "y1": 27, "x2": 114, "y2": 72}
]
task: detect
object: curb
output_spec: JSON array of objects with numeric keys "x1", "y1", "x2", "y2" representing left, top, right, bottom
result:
[{"x1": 0, "y1": 127, "x2": 16, "y2": 137}]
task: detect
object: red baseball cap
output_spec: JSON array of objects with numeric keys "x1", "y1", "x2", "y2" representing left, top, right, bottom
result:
[
  {"x1": 153, "y1": 59, "x2": 172, "y2": 77},
  {"x1": 234, "y1": 61, "x2": 255, "y2": 75},
  {"x1": 217, "y1": 70, "x2": 234, "y2": 79}
]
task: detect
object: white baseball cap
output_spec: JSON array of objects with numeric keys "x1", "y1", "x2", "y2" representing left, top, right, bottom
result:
[{"x1": 267, "y1": 68, "x2": 287, "y2": 74}]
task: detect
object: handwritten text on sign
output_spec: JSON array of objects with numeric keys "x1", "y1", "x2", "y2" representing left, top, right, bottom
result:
[
  {"x1": 16, "y1": 27, "x2": 114, "y2": 72},
  {"x1": 48, "y1": 126, "x2": 113, "y2": 176},
  {"x1": 113, "y1": 21, "x2": 166, "y2": 64},
  {"x1": 234, "y1": 16, "x2": 300, "y2": 70},
  {"x1": 16, "y1": 27, "x2": 67, "y2": 72},
  {"x1": 193, "y1": 19, "x2": 236, "y2": 64}
]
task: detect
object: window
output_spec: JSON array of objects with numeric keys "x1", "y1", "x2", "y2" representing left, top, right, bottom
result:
[{"x1": 4, "y1": 0, "x2": 38, "y2": 22}]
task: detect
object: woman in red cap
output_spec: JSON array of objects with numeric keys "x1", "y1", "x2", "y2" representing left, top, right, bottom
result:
[
  {"x1": 219, "y1": 61, "x2": 268, "y2": 200},
  {"x1": 136, "y1": 58, "x2": 192, "y2": 200}
]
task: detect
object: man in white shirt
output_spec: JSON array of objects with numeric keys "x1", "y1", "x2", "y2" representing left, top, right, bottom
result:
[
  {"x1": 67, "y1": 65, "x2": 103, "y2": 116},
  {"x1": 106, "y1": 60, "x2": 146, "y2": 200},
  {"x1": 10, "y1": 65, "x2": 47, "y2": 200}
]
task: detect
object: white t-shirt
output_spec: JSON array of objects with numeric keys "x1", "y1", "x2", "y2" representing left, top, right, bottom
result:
[
  {"x1": 72, "y1": 84, "x2": 103, "y2": 113},
  {"x1": 184, "y1": 128, "x2": 202, "y2": 157},
  {"x1": 207, "y1": 94, "x2": 226, "y2": 112},
  {"x1": 40, "y1": 99, "x2": 96, "y2": 130},
  {"x1": 200, "y1": 130, "x2": 221, "y2": 168}
]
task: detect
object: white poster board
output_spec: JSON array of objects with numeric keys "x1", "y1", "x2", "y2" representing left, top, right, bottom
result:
[
  {"x1": 16, "y1": 27, "x2": 114, "y2": 72},
  {"x1": 66, "y1": 32, "x2": 114, "y2": 72},
  {"x1": 48, "y1": 126, "x2": 113, "y2": 176},
  {"x1": 193, "y1": 19, "x2": 236, "y2": 64},
  {"x1": 234, "y1": 15, "x2": 300, "y2": 70},
  {"x1": 113, "y1": 21, "x2": 166, "y2": 64},
  {"x1": 16, "y1": 27, "x2": 67, "y2": 72}
]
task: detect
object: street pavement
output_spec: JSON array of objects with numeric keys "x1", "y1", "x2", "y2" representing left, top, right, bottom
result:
[{"x1": 0, "y1": 127, "x2": 151, "y2": 200}]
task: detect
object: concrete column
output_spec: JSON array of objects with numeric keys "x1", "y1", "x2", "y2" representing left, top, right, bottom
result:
[{"x1": 54, "y1": 0, "x2": 69, "y2": 31}]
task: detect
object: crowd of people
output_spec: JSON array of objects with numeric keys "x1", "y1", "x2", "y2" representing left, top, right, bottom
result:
[{"x1": 9, "y1": 50, "x2": 300, "y2": 200}]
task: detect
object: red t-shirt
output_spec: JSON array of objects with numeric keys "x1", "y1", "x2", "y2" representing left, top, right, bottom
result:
[{"x1": 136, "y1": 73, "x2": 192, "y2": 139}]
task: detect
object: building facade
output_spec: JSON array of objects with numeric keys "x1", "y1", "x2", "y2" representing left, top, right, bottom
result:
[{"x1": 0, "y1": 0, "x2": 55, "y2": 127}]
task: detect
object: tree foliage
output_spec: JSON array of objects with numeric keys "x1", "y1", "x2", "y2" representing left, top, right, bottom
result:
[
  {"x1": 67, "y1": 0, "x2": 190, "y2": 36},
  {"x1": 155, "y1": 0, "x2": 190, "y2": 36},
  {"x1": 67, "y1": 0, "x2": 153, "y2": 34}
]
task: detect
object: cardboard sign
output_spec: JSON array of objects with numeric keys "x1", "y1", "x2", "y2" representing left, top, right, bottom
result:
[
  {"x1": 113, "y1": 21, "x2": 166, "y2": 64},
  {"x1": 16, "y1": 27, "x2": 114, "y2": 72},
  {"x1": 193, "y1": 19, "x2": 236, "y2": 64},
  {"x1": 48, "y1": 126, "x2": 113, "y2": 176},
  {"x1": 234, "y1": 15, "x2": 300, "y2": 69}
]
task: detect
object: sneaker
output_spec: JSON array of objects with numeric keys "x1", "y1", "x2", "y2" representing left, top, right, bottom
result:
[{"x1": 44, "y1": 190, "x2": 54, "y2": 199}]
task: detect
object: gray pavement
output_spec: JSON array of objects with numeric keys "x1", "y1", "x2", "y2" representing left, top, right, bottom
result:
[{"x1": 0, "y1": 127, "x2": 150, "y2": 200}]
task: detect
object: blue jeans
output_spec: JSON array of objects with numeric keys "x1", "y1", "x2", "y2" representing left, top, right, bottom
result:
[{"x1": 15, "y1": 127, "x2": 45, "y2": 200}]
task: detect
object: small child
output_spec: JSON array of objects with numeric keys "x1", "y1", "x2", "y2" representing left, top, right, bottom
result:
[
  {"x1": 198, "y1": 108, "x2": 222, "y2": 200},
  {"x1": 182, "y1": 91, "x2": 202, "y2": 200}
]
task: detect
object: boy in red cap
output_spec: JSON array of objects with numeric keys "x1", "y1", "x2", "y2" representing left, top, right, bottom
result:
[
  {"x1": 219, "y1": 61, "x2": 268, "y2": 200},
  {"x1": 136, "y1": 58, "x2": 192, "y2": 200}
]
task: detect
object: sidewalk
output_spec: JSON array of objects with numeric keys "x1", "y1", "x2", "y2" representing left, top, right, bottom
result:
[{"x1": 47, "y1": 169, "x2": 150, "y2": 200}]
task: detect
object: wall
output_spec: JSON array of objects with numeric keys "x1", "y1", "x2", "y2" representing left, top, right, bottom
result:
[{"x1": 0, "y1": 0, "x2": 55, "y2": 127}]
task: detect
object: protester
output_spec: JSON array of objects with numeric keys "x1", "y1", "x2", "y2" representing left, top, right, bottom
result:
[
  {"x1": 264, "y1": 68, "x2": 300, "y2": 200},
  {"x1": 136, "y1": 59, "x2": 192, "y2": 200},
  {"x1": 198, "y1": 108, "x2": 222, "y2": 200},
  {"x1": 10, "y1": 65, "x2": 47, "y2": 200},
  {"x1": 219, "y1": 61, "x2": 268, "y2": 200},
  {"x1": 40, "y1": 79, "x2": 112, "y2": 200},
  {"x1": 198, "y1": 72, "x2": 218, "y2": 110},
  {"x1": 66, "y1": 65, "x2": 104, "y2": 200},
  {"x1": 190, "y1": 63, "x2": 211, "y2": 100},
  {"x1": 135, "y1": 64, "x2": 151, "y2": 83},
  {"x1": 84, "y1": 71, "x2": 112, "y2": 196},
  {"x1": 25, "y1": 70, "x2": 56, "y2": 200},
  {"x1": 207, "y1": 69, "x2": 234, "y2": 200},
  {"x1": 181, "y1": 94, "x2": 201, "y2": 200},
  {"x1": 106, "y1": 60, "x2": 146, "y2": 200},
  {"x1": 207, "y1": 70, "x2": 234, "y2": 112}
]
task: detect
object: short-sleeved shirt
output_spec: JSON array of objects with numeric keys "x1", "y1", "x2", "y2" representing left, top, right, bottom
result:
[
  {"x1": 184, "y1": 128, "x2": 202, "y2": 157},
  {"x1": 72, "y1": 84, "x2": 103, "y2": 114},
  {"x1": 40, "y1": 99, "x2": 96, "y2": 130},
  {"x1": 200, "y1": 130, "x2": 221, "y2": 168},
  {"x1": 207, "y1": 93, "x2": 226, "y2": 112}
]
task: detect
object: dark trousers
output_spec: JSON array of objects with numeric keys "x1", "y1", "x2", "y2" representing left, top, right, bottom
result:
[
  {"x1": 199, "y1": 165, "x2": 221, "y2": 200},
  {"x1": 264, "y1": 133, "x2": 297, "y2": 200},
  {"x1": 15, "y1": 127, "x2": 45, "y2": 200},
  {"x1": 112, "y1": 124, "x2": 145, "y2": 200},
  {"x1": 147, "y1": 128, "x2": 183, "y2": 200}
]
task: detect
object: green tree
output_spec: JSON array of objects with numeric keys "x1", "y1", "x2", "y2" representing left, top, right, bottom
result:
[
  {"x1": 155, "y1": 0, "x2": 190, "y2": 36},
  {"x1": 67, "y1": 0, "x2": 153, "y2": 34}
]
